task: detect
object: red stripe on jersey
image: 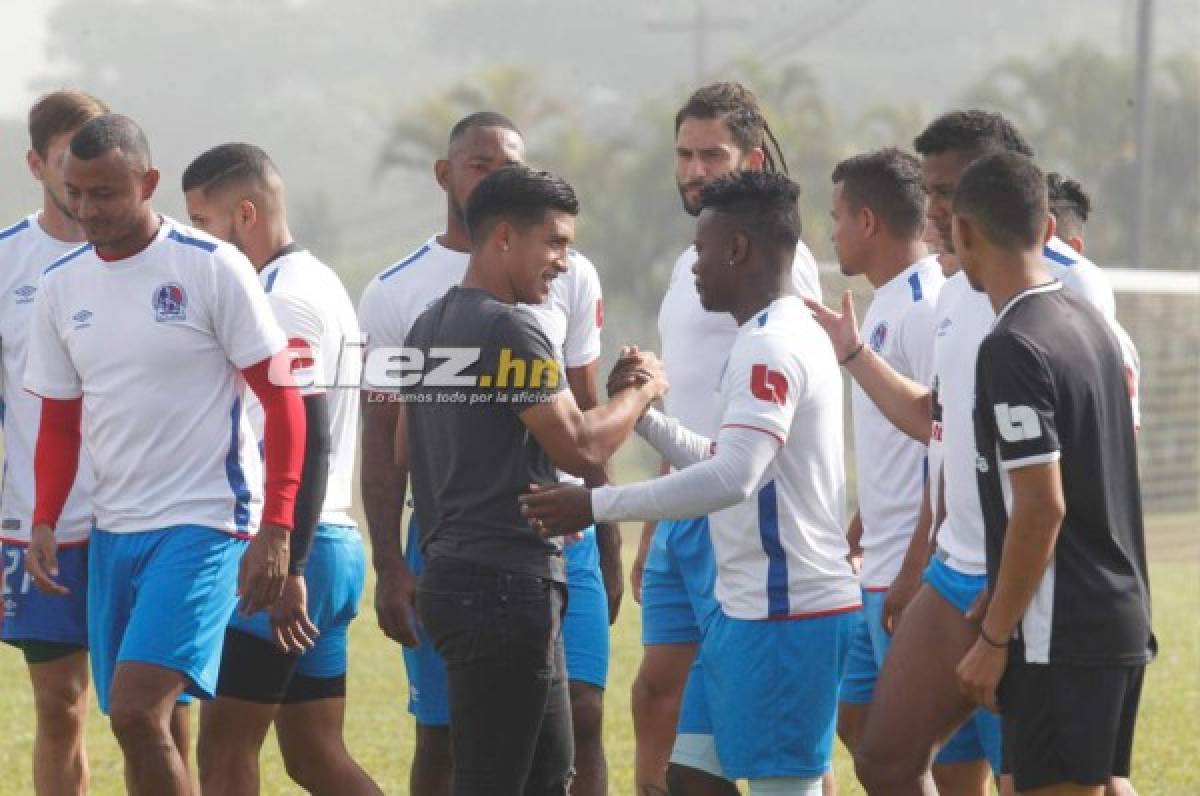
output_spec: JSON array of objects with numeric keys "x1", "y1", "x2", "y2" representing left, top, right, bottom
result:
[{"x1": 720, "y1": 423, "x2": 786, "y2": 447}]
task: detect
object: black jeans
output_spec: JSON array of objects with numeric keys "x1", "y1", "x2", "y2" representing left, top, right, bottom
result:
[{"x1": 417, "y1": 557, "x2": 573, "y2": 796}]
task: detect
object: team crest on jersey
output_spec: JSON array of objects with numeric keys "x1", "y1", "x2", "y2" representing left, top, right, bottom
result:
[
  {"x1": 868, "y1": 321, "x2": 889, "y2": 352},
  {"x1": 72, "y1": 309, "x2": 93, "y2": 329},
  {"x1": 936, "y1": 317, "x2": 953, "y2": 337},
  {"x1": 153, "y1": 283, "x2": 187, "y2": 322},
  {"x1": 14, "y1": 285, "x2": 36, "y2": 304}
]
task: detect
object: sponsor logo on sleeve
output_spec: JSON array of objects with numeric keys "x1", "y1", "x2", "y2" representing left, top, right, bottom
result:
[
  {"x1": 994, "y1": 403, "x2": 1043, "y2": 442},
  {"x1": 750, "y1": 363, "x2": 789, "y2": 406}
]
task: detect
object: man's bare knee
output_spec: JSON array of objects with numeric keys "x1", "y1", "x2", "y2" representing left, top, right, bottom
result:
[
  {"x1": 855, "y1": 745, "x2": 928, "y2": 794},
  {"x1": 33, "y1": 683, "x2": 88, "y2": 738},
  {"x1": 110, "y1": 699, "x2": 168, "y2": 749}
]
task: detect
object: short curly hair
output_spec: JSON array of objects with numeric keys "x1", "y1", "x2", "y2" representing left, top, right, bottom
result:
[
  {"x1": 1046, "y1": 171, "x2": 1092, "y2": 240},
  {"x1": 914, "y1": 109, "x2": 1034, "y2": 160},
  {"x1": 700, "y1": 170, "x2": 802, "y2": 247}
]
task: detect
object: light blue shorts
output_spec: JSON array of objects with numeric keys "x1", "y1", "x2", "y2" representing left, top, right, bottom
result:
[
  {"x1": 403, "y1": 516, "x2": 611, "y2": 726},
  {"x1": 923, "y1": 556, "x2": 1003, "y2": 771},
  {"x1": 228, "y1": 523, "x2": 365, "y2": 678},
  {"x1": 699, "y1": 608, "x2": 859, "y2": 779},
  {"x1": 640, "y1": 516, "x2": 721, "y2": 734},
  {"x1": 2, "y1": 541, "x2": 89, "y2": 648},
  {"x1": 88, "y1": 526, "x2": 245, "y2": 713}
]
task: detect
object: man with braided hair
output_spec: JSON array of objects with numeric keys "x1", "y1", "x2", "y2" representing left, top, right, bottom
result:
[
  {"x1": 626, "y1": 80, "x2": 824, "y2": 795},
  {"x1": 524, "y1": 170, "x2": 859, "y2": 796}
]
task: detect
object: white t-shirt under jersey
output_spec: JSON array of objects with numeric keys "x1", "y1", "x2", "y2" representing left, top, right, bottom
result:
[
  {"x1": 244, "y1": 249, "x2": 361, "y2": 528},
  {"x1": 853, "y1": 256, "x2": 944, "y2": 589},
  {"x1": 658, "y1": 242, "x2": 820, "y2": 439},
  {"x1": 24, "y1": 218, "x2": 286, "y2": 536},
  {"x1": 929, "y1": 272, "x2": 995, "y2": 574},
  {"x1": 709, "y1": 296, "x2": 858, "y2": 618},
  {"x1": 358, "y1": 236, "x2": 603, "y2": 377},
  {"x1": 0, "y1": 215, "x2": 95, "y2": 545}
]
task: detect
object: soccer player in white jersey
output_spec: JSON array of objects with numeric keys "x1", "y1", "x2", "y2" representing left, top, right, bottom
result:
[
  {"x1": 23, "y1": 114, "x2": 305, "y2": 796},
  {"x1": 1047, "y1": 172, "x2": 1142, "y2": 431},
  {"x1": 182, "y1": 143, "x2": 381, "y2": 796},
  {"x1": 634, "y1": 81, "x2": 822, "y2": 796},
  {"x1": 523, "y1": 170, "x2": 860, "y2": 796},
  {"x1": 357, "y1": 112, "x2": 618, "y2": 796},
  {"x1": 826, "y1": 148, "x2": 993, "y2": 786},
  {"x1": 808, "y1": 110, "x2": 1135, "y2": 796},
  {"x1": 0, "y1": 89, "x2": 107, "y2": 796}
]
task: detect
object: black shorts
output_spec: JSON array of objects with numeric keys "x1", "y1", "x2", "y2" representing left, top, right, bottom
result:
[
  {"x1": 999, "y1": 660, "x2": 1144, "y2": 792},
  {"x1": 215, "y1": 628, "x2": 346, "y2": 705}
]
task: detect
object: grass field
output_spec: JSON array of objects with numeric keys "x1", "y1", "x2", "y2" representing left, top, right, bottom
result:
[{"x1": 1, "y1": 532, "x2": 1196, "y2": 794}]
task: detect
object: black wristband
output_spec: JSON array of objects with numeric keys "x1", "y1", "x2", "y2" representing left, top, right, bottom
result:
[
  {"x1": 980, "y1": 627, "x2": 1009, "y2": 648},
  {"x1": 839, "y1": 341, "x2": 865, "y2": 366}
]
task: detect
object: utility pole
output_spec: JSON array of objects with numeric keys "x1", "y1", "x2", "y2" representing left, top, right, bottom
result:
[
  {"x1": 1131, "y1": 0, "x2": 1155, "y2": 269},
  {"x1": 648, "y1": 0, "x2": 750, "y2": 84}
]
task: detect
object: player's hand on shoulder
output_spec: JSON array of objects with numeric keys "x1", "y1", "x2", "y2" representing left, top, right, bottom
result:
[
  {"x1": 238, "y1": 523, "x2": 290, "y2": 616},
  {"x1": 26, "y1": 524, "x2": 69, "y2": 596},
  {"x1": 374, "y1": 563, "x2": 420, "y2": 648},
  {"x1": 270, "y1": 574, "x2": 318, "y2": 653},
  {"x1": 804, "y1": 290, "x2": 864, "y2": 361},
  {"x1": 519, "y1": 482, "x2": 595, "y2": 537}
]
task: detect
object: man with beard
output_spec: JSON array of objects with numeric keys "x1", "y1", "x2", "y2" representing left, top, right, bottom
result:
[
  {"x1": 523, "y1": 170, "x2": 859, "y2": 796},
  {"x1": 631, "y1": 81, "x2": 823, "y2": 796}
]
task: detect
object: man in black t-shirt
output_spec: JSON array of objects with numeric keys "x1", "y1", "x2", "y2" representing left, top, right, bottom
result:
[
  {"x1": 952, "y1": 151, "x2": 1153, "y2": 795},
  {"x1": 399, "y1": 166, "x2": 667, "y2": 795}
]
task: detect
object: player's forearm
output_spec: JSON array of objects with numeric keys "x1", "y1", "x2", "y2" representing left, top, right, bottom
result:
[
  {"x1": 289, "y1": 394, "x2": 332, "y2": 575},
  {"x1": 32, "y1": 396, "x2": 83, "y2": 530},
  {"x1": 593, "y1": 427, "x2": 774, "y2": 523},
  {"x1": 244, "y1": 358, "x2": 306, "y2": 529},
  {"x1": 569, "y1": 383, "x2": 657, "y2": 473},
  {"x1": 845, "y1": 348, "x2": 932, "y2": 444},
  {"x1": 360, "y1": 406, "x2": 410, "y2": 573},
  {"x1": 635, "y1": 408, "x2": 712, "y2": 469},
  {"x1": 981, "y1": 496, "x2": 1065, "y2": 642}
]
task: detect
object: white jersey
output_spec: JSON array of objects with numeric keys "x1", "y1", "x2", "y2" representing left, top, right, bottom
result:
[
  {"x1": 24, "y1": 218, "x2": 286, "y2": 536},
  {"x1": 929, "y1": 272, "x2": 995, "y2": 574},
  {"x1": 1043, "y1": 236, "x2": 1115, "y2": 319},
  {"x1": 359, "y1": 236, "x2": 603, "y2": 374},
  {"x1": 0, "y1": 215, "x2": 95, "y2": 545},
  {"x1": 659, "y1": 242, "x2": 820, "y2": 438},
  {"x1": 712, "y1": 296, "x2": 859, "y2": 619},
  {"x1": 244, "y1": 249, "x2": 360, "y2": 527},
  {"x1": 853, "y1": 257, "x2": 944, "y2": 589}
]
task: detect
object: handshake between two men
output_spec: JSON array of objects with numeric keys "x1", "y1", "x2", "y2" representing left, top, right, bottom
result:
[{"x1": 521, "y1": 345, "x2": 668, "y2": 537}]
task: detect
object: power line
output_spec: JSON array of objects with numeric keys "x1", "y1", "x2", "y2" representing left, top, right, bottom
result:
[{"x1": 647, "y1": 0, "x2": 751, "y2": 84}]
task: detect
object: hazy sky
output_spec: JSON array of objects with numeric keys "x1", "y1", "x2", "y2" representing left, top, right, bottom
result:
[{"x1": 0, "y1": 1, "x2": 49, "y2": 115}]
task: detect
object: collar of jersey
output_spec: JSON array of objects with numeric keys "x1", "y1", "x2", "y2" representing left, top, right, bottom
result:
[{"x1": 995, "y1": 280, "x2": 1063, "y2": 322}]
